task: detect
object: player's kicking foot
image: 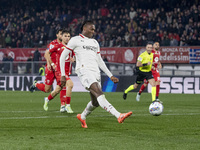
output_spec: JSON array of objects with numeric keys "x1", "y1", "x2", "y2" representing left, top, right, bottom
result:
[
  {"x1": 118, "y1": 111, "x2": 133, "y2": 123},
  {"x1": 30, "y1": 80, "x2": 37, "y2": 92},
  {"x1": 43, "y1": 97, "x2": 49, "y2": 111},
  {"x1": 136, "y1": 92, "x2": 140, "y2": 102},
  {"x1": 65, "y1": 105, "x2": 73, "y2": 113},
  {"x1": 77, "y1": 114, "x2": 87, "y2": 128},
  {"x1": 60, "y1": 105, "x2": 66, "y2": 113},
  {"x1": 123, "y1": 92, "x2": 127, "y2": 100},
  {"x1": 154, "y1": 99, "x2": 163, "y2": 104}
]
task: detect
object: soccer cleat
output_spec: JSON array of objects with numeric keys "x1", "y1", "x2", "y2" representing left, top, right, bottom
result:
[
  {"x1": 65, "y1": 105, "x2": 73, "y2": 113},
  {"x1": 43, "y1": 97, "x2": 49, "y2": 111},
  {"x1": 30, "y1": 80, "x2": 37, "y2": 92},
  {"x1": 136, "y1": 92, "x2": 140, "y2": 102},
  {"x1": 154, "y1": 99, "x2": 163, "y2": 104},
  {"x1": 118, "y1": 111, "x2": 133, "y2": 123},
  {"x1": 60, "y1": 105, "x2": 66, "y2": 113},
  {"x1": 123, "y1": 92, "x2": 127, "y2": 100},
  {"x1": 77, "y1": 114, "x2": 88, "y2": 128}
]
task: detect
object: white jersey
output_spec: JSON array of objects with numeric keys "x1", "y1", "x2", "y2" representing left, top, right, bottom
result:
[
  {"x1": 60, "y1": 34, "x2": 113, "y2": 78},
  {"x1": 67, "y1": 34, "x2": 100, "y2": 73}
]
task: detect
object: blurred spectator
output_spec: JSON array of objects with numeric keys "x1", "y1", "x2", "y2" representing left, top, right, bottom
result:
[
  {"x1": 0, "y1": 33, "x2": 6, "y2": 48},
  {"x1": 128, "y1": 19, "x2": 137, "y2": 34},
  {"x1": 33, "y1": 49, "x2": 41, "y2": 73},
  {"x1": 39, "y1": 64, "x2": 45, "y2": 76},
  {"x1": 26, "y1": 55, "x2": 33, "y2": 73},
  {"x1": 2, "y1": 53, "x2": 14, "y2": 73},
  {"x1": 129, "y1": 7, "x2": 137, "y2": 19}
]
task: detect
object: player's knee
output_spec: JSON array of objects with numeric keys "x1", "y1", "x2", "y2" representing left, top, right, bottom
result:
[
  {"x1": 45, "y1": 88, "x2": 51, "y2": 93},
  {"x1": 92, "y1": 100, "x2": 99, "y2": 107},
  {"x1": 134, "y1": 84, "x2": 138, "y2": 89},
  {"x1": 156, "y1": 81, "x2": 160, "y2": 85}
]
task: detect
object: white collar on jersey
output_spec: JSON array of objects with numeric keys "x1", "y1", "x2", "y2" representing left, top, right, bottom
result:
[{"x1": 79, "y1": 34, "x2": 90, "y2": 39}]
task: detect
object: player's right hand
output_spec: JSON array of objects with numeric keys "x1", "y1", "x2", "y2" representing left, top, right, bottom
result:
[
  {"x1": 110, "y1": 76, "x2": 119, "y2": 83},
  {"x1": 147, "y1": 62, "x2": 151, "y2": 65},
  {"x1": 61, "y1": 76, "x2": 66, "y2": 87}
]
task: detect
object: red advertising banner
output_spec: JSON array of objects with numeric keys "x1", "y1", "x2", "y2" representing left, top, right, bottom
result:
[
  {"x1": 0, "y1": 46, "x2": 197, "y2": 63},
  {"x1": 100, "y1": 47, "x2": 138, "y2": 63},
  {"x1": 0, "y1": 48, "x2": 46, "y2": 62},
  {"x1": 159, "y1": 47, "x2": 190, "y2": 63}
]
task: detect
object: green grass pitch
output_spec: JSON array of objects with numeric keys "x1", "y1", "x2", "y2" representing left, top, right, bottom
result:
[{"x1": 0, "y1": 91, "x2": 200, "y2": 150}]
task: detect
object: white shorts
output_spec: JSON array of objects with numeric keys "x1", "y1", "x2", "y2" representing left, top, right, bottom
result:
[{"x1": 77, "y1": 69, "x2": 101, "y2": 90}]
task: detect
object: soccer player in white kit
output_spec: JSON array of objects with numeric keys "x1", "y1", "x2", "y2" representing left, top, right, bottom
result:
[{"x1": 60, "y1": 20, "x2": 132, "y2": 128}]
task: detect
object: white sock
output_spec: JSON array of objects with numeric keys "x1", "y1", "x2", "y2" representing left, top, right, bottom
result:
[
  {"x1": 66, "y1": 104, "x2": 70, "y2": 107},
  {"x1": 81, "y1": 101, "x2": 96, "y2": 120},
  {"x1": 97, "y1": 95, "x2": 120, "y2": 118}
]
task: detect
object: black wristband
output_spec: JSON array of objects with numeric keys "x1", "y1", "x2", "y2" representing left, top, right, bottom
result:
[{"x1": 142, "y1": 63, "x2": 148, "y2": 66}]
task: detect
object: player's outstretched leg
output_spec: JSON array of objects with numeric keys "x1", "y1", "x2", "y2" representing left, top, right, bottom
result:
[
  {"x1": 43, "y1": 97, "x2": 49, "y2": 111},
  {"x1": 77, "y1": 101, "x2": 97, "y2": 128},
  {"x1": 97, "y1": 95, "x2": 132, "y2": 123},
  {"x1": 77, "y1": 114, "x2": 88, "y2": 128},
  {"x1": 65, "y1": 79, "x2": 74, "y2": 113},
  {"x1": 118, "y1": 112, "x2": 133, "y2": 123},
  {"x1": 123, "y1": 85, "x2": 134, "y2": 100},
  {"x1": 136, "y1": 92, "x2": 140, "y2": 102},
  {"x1": 30, "y1": 80, "x2": 37, "y2": 92}
]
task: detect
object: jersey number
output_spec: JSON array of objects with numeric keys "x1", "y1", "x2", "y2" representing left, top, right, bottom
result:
[{"x1": 154, "y1": 57, "x2": 159, "y2": 62}]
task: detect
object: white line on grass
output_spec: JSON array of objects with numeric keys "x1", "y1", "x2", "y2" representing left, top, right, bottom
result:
[{"x1": 0, "y1": 113, "x2": 200, "y2": 120}]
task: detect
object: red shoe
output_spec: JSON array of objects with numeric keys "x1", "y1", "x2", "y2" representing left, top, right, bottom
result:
[
  {"x1": 118, "y1": 111, "x2": 133, "y2": 123},
  {"x1": 77, "y1": 114, "x2": 88, "y2": 128}
]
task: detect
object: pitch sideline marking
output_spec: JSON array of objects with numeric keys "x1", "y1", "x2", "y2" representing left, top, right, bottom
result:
[{"x1": 0, "y1": 113, "x2": 200, "y2": 120}]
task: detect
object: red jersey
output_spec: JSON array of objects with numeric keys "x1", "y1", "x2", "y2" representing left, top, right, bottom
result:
[
  {"x1": 49, "y1": 43, "x2": 75, "y2": 75},
  {"x1": 152, "y1": 49, "x2": 161, "y2": 69},
  {"x1": 47, "y1": 39, "x2": 60, "y2": 64}
]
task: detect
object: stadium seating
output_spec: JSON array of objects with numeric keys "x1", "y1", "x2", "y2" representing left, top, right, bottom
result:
[
  {"x1": 194, "y1": 66, "x2": 200, "y2": 76},
  {"x1": 161, "y1": 65, "x2": 177, "y2": 76},
  {"x1": 174, "y1": 65, "x2": 194, "y2": 76}
]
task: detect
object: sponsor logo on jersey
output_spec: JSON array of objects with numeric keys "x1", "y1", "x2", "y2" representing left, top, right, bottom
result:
[{"x1": 83, "y1": 45, "x2": 98, "y2": 52}]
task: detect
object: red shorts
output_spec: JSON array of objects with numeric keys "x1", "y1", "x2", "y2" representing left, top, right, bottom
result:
[
  {"x1": 45, "y1": 67, "x2": 56, "y2": 85},
  {"x1": 144, "y1": 70, "x2": 160, "y2": 84},
  {"x1": 152, "y1": 70, "x2": 160, "y2": 82},
  {"x1": 55, "y1": 71, "x2": 71, "y2": 86}
]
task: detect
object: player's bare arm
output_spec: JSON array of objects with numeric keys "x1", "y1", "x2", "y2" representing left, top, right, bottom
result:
[
  {"x1": 60, "y1": 48, "x2": 71, "y2": 87},
  {"x1": 44, "y1": 49, "x2": 55, "y2": 70},
  {"x1": 158, "y1": 61, "x2": 162, "y2": 69}
]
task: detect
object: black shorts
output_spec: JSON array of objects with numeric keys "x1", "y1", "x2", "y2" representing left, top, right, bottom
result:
[{"x1": 135, "y1": 70, "x2": 154, "y2": 84}]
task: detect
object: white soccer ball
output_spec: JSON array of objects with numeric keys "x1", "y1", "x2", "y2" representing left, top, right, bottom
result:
[{"x1": 149, "y1": 101, "x2": 164, "y2": 116}]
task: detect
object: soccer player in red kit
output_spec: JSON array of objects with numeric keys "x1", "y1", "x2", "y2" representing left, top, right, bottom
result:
[
  {"x1": 30, "y1": 29, "x2": 63, "y2": 93},
  {"x1": 43, "y1": 30, "x2": 74, "y2": 113},
  {"x1": 136, "y1": 42, "x2": 162, "y2": 102}
]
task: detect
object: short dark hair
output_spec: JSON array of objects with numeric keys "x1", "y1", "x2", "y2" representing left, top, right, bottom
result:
[
  {"x1": 146, "y1": 42, "x2": 153, "y2": 46},
  {"x1": 56, "y1": 28, "x2": 63, "y2": 34},
  {"x1": 62, "y1": 29, "x2": 70, "y2": 35},
  {"x1": 80, "y1": 20, "x2": 94, "y2": 31}
]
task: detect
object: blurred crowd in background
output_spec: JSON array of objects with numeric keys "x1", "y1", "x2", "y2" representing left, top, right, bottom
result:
[{"x1": 0, "y1": 0, "x2": 200, "y2": 48}]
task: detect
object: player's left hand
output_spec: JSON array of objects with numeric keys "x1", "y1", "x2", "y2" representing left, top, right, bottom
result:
[
  {"x1": 70, "y1": 57, "x2": 75, "y2": 63},
  {"x1": 61, "y1": 76, "x2": 66, "y2": 87},
  {"x1": 110, "y1": 76, "x2": 119, "y2": 83}
]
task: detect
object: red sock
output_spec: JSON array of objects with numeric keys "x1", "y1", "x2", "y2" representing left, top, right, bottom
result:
[
  {"x1": 156, "y1": 85, "x2": 160, "y2": 98},
  {"x1": 36, "y1": 83, "x2": 45, "y2": 92},
  {"x1": 60, "y1": 87, "x2": 66, "y2": 106},
  {"x1": 66, "y1": 97, "x2": 71, "y2": 105},
  {"x1": 139, "y1": 84, "x2": 146, "y2": 94},
  {"x1": 48, "y1": 94, "x2": 53, "y2": 101}
]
